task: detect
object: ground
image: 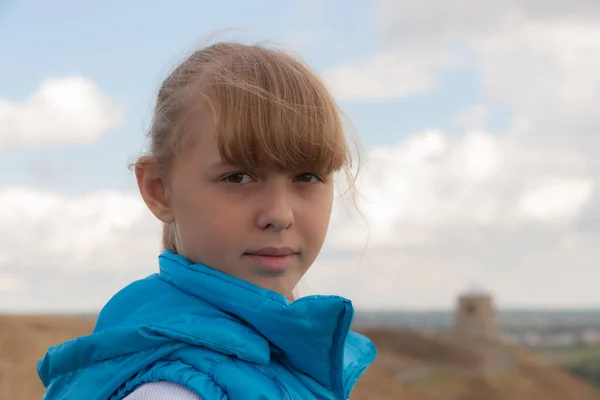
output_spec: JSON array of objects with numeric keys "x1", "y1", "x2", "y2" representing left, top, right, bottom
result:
[
  {"x1": 352, "y1": 329, "x2": 600, "y2": 400},
  {"x1": 2, "y1": 315, "x2": 599, "y2": 399}
]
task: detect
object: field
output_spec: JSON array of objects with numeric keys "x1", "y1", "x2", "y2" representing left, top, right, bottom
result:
[
  {"x1": 352, "y1": 329, "x2": 600, "y2": 400},
  {"x1": 534, "y1": 345, "x2": 600, "y2": 366},
  {"x1": 2, "y1": 315, "x2": 600, "y2": 399},
  {"x1": 532, "y1": 346, "x2": 600, "y2": 389}
]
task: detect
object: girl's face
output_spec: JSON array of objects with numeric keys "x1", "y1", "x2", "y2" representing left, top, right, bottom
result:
[{"x1": 142, "y1": 104, "x2": 335, "y2": 297}]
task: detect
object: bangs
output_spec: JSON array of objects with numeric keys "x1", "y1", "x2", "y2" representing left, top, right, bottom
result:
[{"x1": 196, "y1": 45, "x2": 349, "y2": 174}]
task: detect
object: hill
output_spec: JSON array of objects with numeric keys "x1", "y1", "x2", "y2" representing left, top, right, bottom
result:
[
  {"x1": 1, "y1": 315, "x2": 599, "y2": 399},
  {"x1": 0, "y1": 315, "x2": 94, "y2": 399},
  {"x1": 352, "y1": 329, "x2": 600, "y2": 399}
]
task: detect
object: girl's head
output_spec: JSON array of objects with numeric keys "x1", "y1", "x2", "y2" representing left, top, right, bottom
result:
[{"x1": 135, "y1": 41, "x2": 357, "y2": 297}]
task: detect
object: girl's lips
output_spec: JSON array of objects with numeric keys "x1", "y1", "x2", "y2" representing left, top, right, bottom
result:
[
  {"x1": 244, "y1": 253, "x2": 297, "y2": 272},
  {"x1": 246, "y1": 246, "x2": 297, "y2": 256}
]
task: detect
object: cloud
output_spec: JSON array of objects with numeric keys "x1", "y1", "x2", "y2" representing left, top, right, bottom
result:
[
  {"x1": 326, "y1": 129, "x2": 595, "y2": 250},
  {"x1": 2, "y1": 123, "x2": 598, "y2": 310},
  {"x1": 454, "y1": 105, "x2": 488, "y2": 130},
  {"x1": 3, "y1": 1, "x2": 600, "y2": 311},
  {"x1": 0, "y1": 187, "x2": 158, "y2": 269},
  {"x1": 326, "y1": 0, "x2": 600, "y2": 113},
  {"x1": 0, "y1": 273, "x2": 22, "y2": 292},
  {"x1": 299, "y1": 127, "x2": 599, "y2": 308},
  {"x1": 378, "y1": 0, "x2": 600, "y2": 45},
  {"x1": 303, "y1": 233, "x2": 600, "y2": 309},
  {"x1": 300, "y1": 1, "x2": 600, "y2": 308},
  {"x1": 324, "y1": 51, "x2": 458, "y2": 101},
  {"x1": 476, "y1": 22, "x2": 600, "y2": 143},
  {"x1": 0, "y1": 187, "x2": 162, "y2": 311},
  {"x1": 517, "y1": 178, "x2": 594, "y2": 222},
  {"x1": 0, "y1": 76, "x2": 124, "y2": 150}
]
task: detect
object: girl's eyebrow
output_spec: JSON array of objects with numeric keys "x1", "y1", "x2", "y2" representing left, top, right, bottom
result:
[
  {"x1": 206, "y1": 160, "x2": 236, "y2": 169},
  {"x1": 206, "y1": 160, "x2": 227, "y2": 169},
  {"x1": 206, "y1": 160, "x2": 247, "y2": 172}
]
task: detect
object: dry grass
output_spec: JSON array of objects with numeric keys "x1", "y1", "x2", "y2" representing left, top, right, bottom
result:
[
  {"x1": 0, "y1": 314, "x2": 95, "y2": 399},
  {"x1": 2, "y1": 315, "x2": 600, "y2": 399},
  {"x1": 353, "y1": 328, "x2": 600, "y2": 400}
]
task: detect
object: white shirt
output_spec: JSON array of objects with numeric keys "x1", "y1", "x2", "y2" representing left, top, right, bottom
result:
[{"x1": 123, "y1": 382, "x2": 201, "y2": 400}]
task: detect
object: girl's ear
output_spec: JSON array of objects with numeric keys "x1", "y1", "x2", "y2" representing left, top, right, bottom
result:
[{"x1": 135, "y1": 157, "x2": 175, "y2": 223}]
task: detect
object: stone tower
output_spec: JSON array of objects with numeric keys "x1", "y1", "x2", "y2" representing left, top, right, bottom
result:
[{"x1": 453, "y1": 289, "x2": 498, "y2": 339}]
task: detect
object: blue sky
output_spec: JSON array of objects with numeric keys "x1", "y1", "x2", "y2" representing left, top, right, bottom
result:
[
  {"x1": 0, "y1": 0, "x2": 490, "y2": 193},
  {"x1": 1, "y1": 0, "x2": 599, "y2": 311}
]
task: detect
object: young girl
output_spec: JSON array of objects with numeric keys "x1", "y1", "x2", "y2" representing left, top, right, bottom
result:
[{"x1": 38, "y1": 41, "x2": 376, "y2": 400}]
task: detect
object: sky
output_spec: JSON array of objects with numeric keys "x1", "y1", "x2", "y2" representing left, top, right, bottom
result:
[{"x1": 1, "y1": 0, "x2": 599, "y2": 312}]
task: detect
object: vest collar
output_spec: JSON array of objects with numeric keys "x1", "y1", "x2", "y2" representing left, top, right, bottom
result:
[{"x1": 158, "y1": 250, "x2": 376, "y2": 398}]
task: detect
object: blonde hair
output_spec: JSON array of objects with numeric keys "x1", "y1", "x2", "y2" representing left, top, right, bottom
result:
[{"x1": 138, "y1": 41, "x2": 359, "y2": 253}]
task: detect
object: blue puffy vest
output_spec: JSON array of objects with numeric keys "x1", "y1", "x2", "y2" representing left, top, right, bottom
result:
[{"x1": 38, "y1": 250, "x2": 376, "y2": 399}]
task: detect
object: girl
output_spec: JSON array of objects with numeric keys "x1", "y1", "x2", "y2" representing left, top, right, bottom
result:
[{"x1": 38, "y1": 41, "x2": 376, "y2": 400}]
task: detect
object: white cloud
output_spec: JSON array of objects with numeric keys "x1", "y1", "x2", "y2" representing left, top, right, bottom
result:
[
  {"x1": 326, "y1": 129, "x2": 594, "y2": 251},
  {"x1": 299, "y1": 1, "x2": 600, "y2": 308},
  {"x1": 0, "y1": 76, "x2": 124, "y2": 150},
  {"x1": 0, "y1": 273, "x2": 22, "y2": 292},
  {"x1": 454, "y1": 105, "x2": 488, "y2": 130},
  {"x1": 3, "y1": 126, "x2": 598, "y2": 310},
  {"x1": 476, "y1": 22, "x2": 600, "y2": 142},
  {"x1": 517, "y1": 178, "x2": 595, "y2": 222},
  {"x1": 302, "y1": 234, "x2": 600, "y2": 309},
  {"x1": 0, "y1": 187, "x2": 158, "y2": 269},
  {"x1": 0, "y1": 187, "x2": 162, "y2": 311},
  {"x1": 1, "y1": 121, "x2": 598, "y2": 310},
  {"x1": 298, "y1": 125, "x2": 598, "y2": 308},
  {"x1": 3, "y1": 1, "x2": 600, "y2": 311},
  {"x1": 328, "y1": 0, "x2": 600, "y2": 118},
  {"x1": 324, "y1": 51, "x2": 458, "y2": 101}
]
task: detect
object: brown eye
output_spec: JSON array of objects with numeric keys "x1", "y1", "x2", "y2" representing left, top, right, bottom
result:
[
  {"x1": 223, "y1": 173, "x2": 251, "y2": 184},
  {"x1": 295, "y1": 173, "x2": 322, "y2": 183}
]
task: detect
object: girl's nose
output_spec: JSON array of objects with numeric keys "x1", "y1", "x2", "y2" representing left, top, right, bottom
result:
[{"x1": 256, "y1": 183, "x2": 294, "y2": 232}]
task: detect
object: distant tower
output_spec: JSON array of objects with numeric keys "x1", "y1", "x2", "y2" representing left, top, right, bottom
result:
[{"x1": 453, "y1": 288, "x2": 498, "y2": 339}]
